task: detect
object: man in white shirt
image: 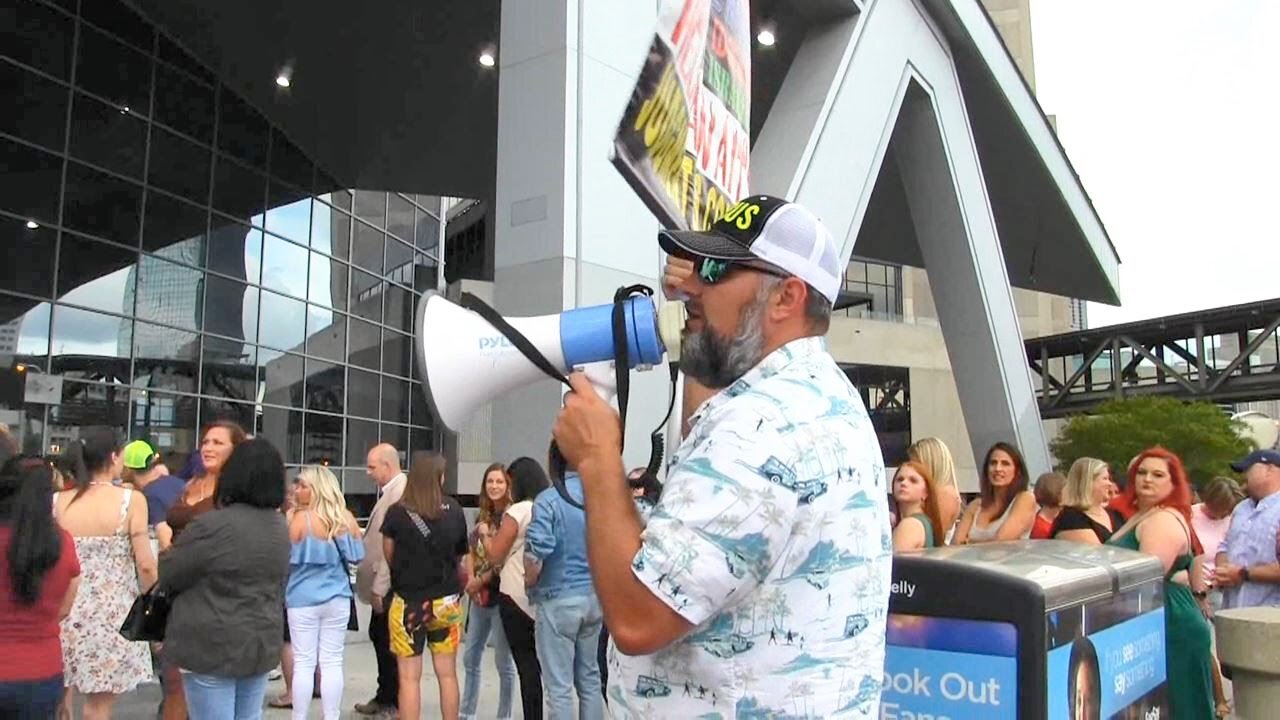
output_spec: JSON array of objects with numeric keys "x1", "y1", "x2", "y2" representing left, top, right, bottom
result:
[
  {"x1": 554, "y1": 196, "x2": 892, "y2": 717},
  {"x1": 354, "y1": 443, "x2": 406, "y2": 716}
]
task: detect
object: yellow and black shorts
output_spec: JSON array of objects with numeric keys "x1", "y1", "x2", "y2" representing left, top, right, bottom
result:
[{"x1": 388, "y1": 593, "x2": 464, "y2": 658}]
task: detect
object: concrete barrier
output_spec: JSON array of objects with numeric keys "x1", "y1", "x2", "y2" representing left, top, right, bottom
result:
[{"x1": 1215, "y1": 606, "x2": 1280, "y2": 720}]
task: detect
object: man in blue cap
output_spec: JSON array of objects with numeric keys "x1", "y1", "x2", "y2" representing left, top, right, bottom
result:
[{"x1": 1213, "y1": 449, "x2": 1280, "y2": 610}]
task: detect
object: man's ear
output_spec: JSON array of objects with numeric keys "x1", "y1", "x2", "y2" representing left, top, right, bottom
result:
[{"x1": 771, "y1": 277, "x2": 810, "y2": 321}]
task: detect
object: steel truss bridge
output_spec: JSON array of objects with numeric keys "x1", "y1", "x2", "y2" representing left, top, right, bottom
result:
[{"x1": 1025, "y1": 298, "x2": 1280, "y2": 419}]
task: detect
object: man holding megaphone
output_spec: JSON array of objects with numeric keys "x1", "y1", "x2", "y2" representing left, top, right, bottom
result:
[{"x1": 553, "y1": 196, "x2": 893, "y2": 717}]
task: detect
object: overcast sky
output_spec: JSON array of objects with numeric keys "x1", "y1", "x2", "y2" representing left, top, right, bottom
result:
[{"x1": 1030, "y1": 0, "x2": 1280, "y2": 328}]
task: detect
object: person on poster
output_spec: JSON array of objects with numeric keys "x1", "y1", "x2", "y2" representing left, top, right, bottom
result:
[
  {"x1": 1067, "y1": 637, "x2": 1101, "y2": 720},
  {"x1": 553, "y1": 196, "x2": 891, "y2": 717}
]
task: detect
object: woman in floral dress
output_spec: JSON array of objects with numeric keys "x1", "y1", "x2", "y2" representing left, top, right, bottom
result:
[{"x1": 54, "y1": 427, "x2": 155, "y2": 720}]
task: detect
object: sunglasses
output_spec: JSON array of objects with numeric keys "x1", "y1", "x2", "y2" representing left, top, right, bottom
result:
[{"x1": 693, "y1": 255, "x2": 790, "y2": 285}]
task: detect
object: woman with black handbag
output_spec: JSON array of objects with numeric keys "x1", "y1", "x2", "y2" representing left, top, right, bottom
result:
[
  {"x1": 381, "y1": 452, "x2": 469, "y2": 720},
  {"x1": 159, "y1": 438, "x2": 290, "y2": 719},
  {"x1": 282, "y1": 465, "x2": 364, "y2": 719},
  {"x1": 460, "y1": 463, "x2": 516, "y2": 720}
]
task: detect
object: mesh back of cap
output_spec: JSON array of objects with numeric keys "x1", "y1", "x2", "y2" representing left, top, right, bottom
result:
[{"x1": 751, "y1": 204, "x2": 842, "y2": 303}]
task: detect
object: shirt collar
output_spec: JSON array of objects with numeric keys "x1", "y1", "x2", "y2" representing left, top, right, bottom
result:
[
  {"x1": 688, "y1": 335, "x2": 827, "y2": 426},
  {"x1": 380, "y1": 472, "x2": 406, "y2": 498}
]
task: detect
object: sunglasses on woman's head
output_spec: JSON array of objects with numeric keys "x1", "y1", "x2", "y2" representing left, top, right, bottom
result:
[{"x1": 692, "y1": 255, "x2": 790, "y2": 285}]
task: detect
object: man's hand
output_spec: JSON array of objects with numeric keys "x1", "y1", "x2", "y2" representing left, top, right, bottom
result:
[
  {"x1": 663, "y1": 256, "x2": 695, "y2": 300},
  {"x1": 1215, "y1": 562, "x2": 1242, "y2": 588},
  {"x1": 553, "y1": 372, "x2": 623, "y2": 469}
]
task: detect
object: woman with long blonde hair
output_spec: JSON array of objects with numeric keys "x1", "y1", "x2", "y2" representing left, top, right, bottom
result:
[
  {"x1": 284, "y1": 465, "x2": 364, "y2": 719},
  {"x1": 908, "y1": 438, "x2": 963, "y2": 542},
  {"x1": 1052, "y1": 457, "x2": 1123, "y2": 545}
]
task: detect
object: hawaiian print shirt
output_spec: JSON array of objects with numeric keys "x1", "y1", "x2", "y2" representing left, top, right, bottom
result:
[{"x1": 607, "y1": 336, "x2": 892, "y2": 718}]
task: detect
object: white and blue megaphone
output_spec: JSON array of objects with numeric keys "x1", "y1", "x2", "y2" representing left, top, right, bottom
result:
[{"x1": 414, "y1": 290, "x2": 686, "y2": 433}]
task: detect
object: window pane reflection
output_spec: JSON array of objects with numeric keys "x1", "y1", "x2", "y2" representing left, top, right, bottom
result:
[
  {"x1": 260, "y1": 351, "x2": 302, "y2": 408},
  {"x1": 260, "y1": 235, "x2": 308, "y2": 298},
  {"x1": 49, "y1": 380, "x2": 130, "y2": 436},
  {"x1": 347, "y1": 318, "x2": 380, "y2": 371},
  {"x1": 347, "y1": 368, "x2": 378, "y2": 420},
  {"x1": 207, "y1": 221, "x2": 257, "y2": 281},
  {"x1": 0, "y1": 298, "x2": 52, "y2": 365},
  {"x1": 144, "y1": 192, "x2": 207, "y2": 253},
  {"x1": 381, "y1": 376, "x2": 408, "y2": 424},
  {"x1": 201, "y1": 275, "x2": 255, "y2": 347},
  {"x1": 264, "y1": 196, "x2": 310, "y2": 246},
  {"x1": 62, "y1": 162, "x2": 142, "y2": 244},
  {"x1": 303, "y1": 359, "x2": 343, "y2": 414},
  {"x1": 380, "y1": 423, "x2": 408, "y2": 456},
  {"x1": 307, "y1": 252, "x2": 346, "y2": 311},
  {"x1": 52, "y1": 304, "x2": 131, "y2": 360},
  {"x1": 310, "y1": 201, "x2": 349, "y2": 259},
  {"x1": 130, "y1": 390, "x2": 199, "y2": 458},
  {"x1": 302, "y1": 412, "x2": 342, "y2": 466},
  {"x1": 2, "y1": 139, "x2": 63, "y2": 226},
  {"x1": 57, "y1": 234, "x2": 137, "y2": 313},
  {"x1": 199, "y1": 397, "x2": 255, "y2": 434},
  {"x1": 351, "y1": 221, "x2": 383, "y2": 275},
  {"x1": 353, "y1": 191, "x2": 385, "y2": 228},
  {"x1": 345, "y1": 418, "x2": 378, "y2": 466},
  {"x1": 136, "y1": 255, "x2": 202, "y2": 331},
  {"x1": 212, "y1": 156, "x2": 266, "y2": 220},
  {"x1": 2, "y1": 220, "x2": 57, "y2": 297},
  {"x1": 257, "y1": 290, "x2": 307, "y2": 353},
  {"x1": 382, "y1": 330, "x2": 410, "y2": 379},
  {"x1": 387, "y1": 195, "x2": 413, "y2": 243},
  {"x1": 200, "y1": 343, "x2": 256, "y2": 400},
  {"x1": 258, "y1": 405, "x2": 303, "y2": 464},
  {"x1": 69, "y1": 91, "x2": 146, "y2": 179},
  {"x1": 75, "y1": 26, "x2": 150, "y2": 116},
  {"x1": 2, "y1": 62, "x2": 69, "y2": 152},
  {"x1": 305, "y1": 309, "x2": 346, "y2": 363}
]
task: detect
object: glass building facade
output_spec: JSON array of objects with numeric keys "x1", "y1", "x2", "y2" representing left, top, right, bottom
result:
[{"x1": 1, "y1": 0, "x2": 443, "y2": 505}]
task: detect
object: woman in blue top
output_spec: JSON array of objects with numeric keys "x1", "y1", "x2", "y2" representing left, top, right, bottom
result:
[{"x1": 285, "y1": 466, "x2": 364, "y2": 720}]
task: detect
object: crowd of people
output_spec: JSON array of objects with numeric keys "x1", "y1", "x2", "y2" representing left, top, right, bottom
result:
[
  {"x1": 1, "y1": 194, "x2": 1278, "y2": 720},
  {"x1": 885, "y1": 434, "x2": 1280, "y2": 719}
]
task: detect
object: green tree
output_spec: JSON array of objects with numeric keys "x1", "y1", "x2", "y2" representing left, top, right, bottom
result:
[{"x1": 1050, "y1": 396, "x2": 1254, "y2": 489}]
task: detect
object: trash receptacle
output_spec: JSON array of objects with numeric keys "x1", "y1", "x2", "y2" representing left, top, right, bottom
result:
[{"x1": 883, "y1": 540, "x2": 1168, "y2": 719}]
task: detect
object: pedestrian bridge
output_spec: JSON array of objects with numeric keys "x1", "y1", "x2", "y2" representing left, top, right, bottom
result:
[{"x1": 1025, "y1": 298, "x2": 1280, "y2": 419}]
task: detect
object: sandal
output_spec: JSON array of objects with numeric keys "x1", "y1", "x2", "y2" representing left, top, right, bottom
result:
[
  {"x1": 1215, "y1": 702, "x2": 1231, "y2": 718},
  {"x1": 268, "y1": 694, "x2": 292, "y2": 709}
]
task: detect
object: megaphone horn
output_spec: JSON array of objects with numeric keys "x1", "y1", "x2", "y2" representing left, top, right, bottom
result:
[{"x1": 414, "y1": 291, "x2": 685, "y2": 433}]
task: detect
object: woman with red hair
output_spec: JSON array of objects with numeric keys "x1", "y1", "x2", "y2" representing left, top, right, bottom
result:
[{"x1": 1106, "y1": 447, "x2": 1213, "y2": 717}]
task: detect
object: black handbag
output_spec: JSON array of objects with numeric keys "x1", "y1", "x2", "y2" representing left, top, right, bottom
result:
[
  {"x1": 332, "y1": 535, "x2": 359, "y2": 632},
  {"x1": 120, "y1": 585, "x2": 171, "y2": 642}
]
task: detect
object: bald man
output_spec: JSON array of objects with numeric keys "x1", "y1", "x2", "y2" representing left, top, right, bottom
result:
[{"x1": 354, "y1": 443, "x2": 405, "y2": 716}]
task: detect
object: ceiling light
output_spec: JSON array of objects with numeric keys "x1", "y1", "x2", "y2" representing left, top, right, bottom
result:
[
  {"x1": 478, "y1": 51, "x2": 496, "y2": 68},
  {"x1": 757, "y1": 28, "x2": 776, "y2": 47},
  {"x1": 275, "y1": 72, "x2": 291, "y2": 88},
  {"x1": 25, "y1": 220, "x2": 39, "y2": 230}
]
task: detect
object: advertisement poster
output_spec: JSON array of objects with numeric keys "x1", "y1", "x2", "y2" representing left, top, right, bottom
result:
[
  {"x1": 612, "y1": 0, "x2": 751, "y2": 231},
  {"x1": 882, "y1": 614, "x2": 1019, "y2": 719},
  {"x1": 1046, "y1": 590, "x2": 1169, "y2": 720}
]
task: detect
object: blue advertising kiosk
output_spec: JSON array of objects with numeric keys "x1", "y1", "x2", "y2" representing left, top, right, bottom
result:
[{"x1": 884, "y1": 541, "x2": 1168, "y2": 720}]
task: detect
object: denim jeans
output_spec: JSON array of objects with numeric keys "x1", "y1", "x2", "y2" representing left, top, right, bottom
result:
[
  {"x1": 534, "y1": 593, "x2": 604, "y2": 720},
  {"x1": 181, "y1": 671, "x2": 269, "y2": 720},
  {"x1": 288, "y1": 596, "x2": 350, "y2": 720},
  {"x1": 461, "y1": 601, "x2": 515, "y2": 719},
  {"x1": 0, "y1": 674, "x2": 63, "y2": 719}
]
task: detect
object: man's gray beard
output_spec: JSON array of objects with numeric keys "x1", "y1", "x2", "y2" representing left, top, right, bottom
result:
[{"x1": 680, "y1": 285, "x2": 770, "y2": 388}]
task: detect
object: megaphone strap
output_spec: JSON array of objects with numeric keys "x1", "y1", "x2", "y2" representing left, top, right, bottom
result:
[
  {"x1": 456, "y1": 287, "x2": 674, "y2": 512},
  {"x1": 458, "y1": 293, "x2": 571, "y2": 388}
]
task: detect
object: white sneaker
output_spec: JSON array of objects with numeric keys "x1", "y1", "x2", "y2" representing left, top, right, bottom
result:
[{"x1": 267, "y1": 667, "x2": 283, "y2": 681}]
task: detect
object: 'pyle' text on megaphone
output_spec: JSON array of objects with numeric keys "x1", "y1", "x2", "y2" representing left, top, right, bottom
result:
[{"x1": 414, "y1": 290, "x2": 686, "y2": 434}]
